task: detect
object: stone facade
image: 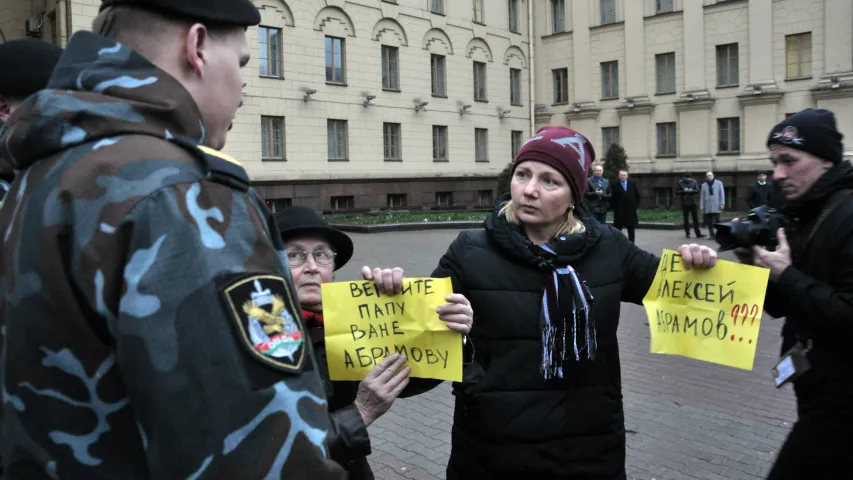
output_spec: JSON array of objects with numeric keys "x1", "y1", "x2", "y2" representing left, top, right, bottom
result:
[
  {"x1": 1, "y1": 0, "x2": 852, "y2": 211},
  {"x1": 534, "y1": 0, "x2": 853, "y2": 210}
]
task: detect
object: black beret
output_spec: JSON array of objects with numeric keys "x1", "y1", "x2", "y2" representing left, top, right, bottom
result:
[
  {"x1": 0, "y1": 39, "x2": 63, "y2": 98},
  {"x1": 100, "y1": 0, "x2": 261, "y2": 27}
]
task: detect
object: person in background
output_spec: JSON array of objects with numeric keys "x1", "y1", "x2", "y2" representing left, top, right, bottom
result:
[
  {"x1": 276, "y1": 206, "x2": 474, "y2": 479},
  {"x1": 585, "y1": 164, "x2": 611, "y2": 225},
  {"x1": 0, "y1": 39, "x2": 63, "y2": 201},
  {"x1": 747, "y1": 171, "x2": 773, "y2": 209},
  {"x1": 0, "y1": 0, "x2": 346, "y2": 477},
  {"x1": 700, "y1": 171, "x2": 725, "y2": 238},
  {"x1": 431, "y1": 125, "x2": 718, "y2": 479},
  {"x1": 677, "y1": 172, "x2": 704, "y2": 239},
  {"x1": 610, "y1": 169, "x2": 640, "y2": 243},
  {"x1": 734, "y1": 109, "x2": 853, "y2": 480}
]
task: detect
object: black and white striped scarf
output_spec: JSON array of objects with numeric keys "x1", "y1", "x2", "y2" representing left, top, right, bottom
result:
[{"x1": 534, "y1": 244, "x2": 597, "y2": 380}]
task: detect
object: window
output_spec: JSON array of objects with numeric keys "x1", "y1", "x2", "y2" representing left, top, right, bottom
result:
[
  {"x1": 436, "y1": 192, "x2": 453, "y2": 207},
  {"x1": 601, "y1": 0, "x2": 616, "y2": 24},
  {"x1": 383, "y1": 123, "x2": 402, "y2": 161},
  {"x1": 327, "y1": 119, "x2": 348, "y2": 160},
  {"x1": 510, "y1": 68, "x2": 522, "y2": 105},
  {"x1": 431, "y1": 55, "x2": 446, "y2": 96},
  {"x1": 387, "y1": 194, "x2": 407, "y2": 208},
  {"x1": 553, "y1": 68, "x2": 569, "y2": 104},
  {"x1": 786, "y1": 33, "x2": 812, "y2": 79},
  {"x1": 475, "y1": 128, "x2": 489, "y2": 162},
  {"x1": 508, "y1": 0, "x2": 520, "y2": 32},
  {"x1": 654, "y1": 188, "x2": 673, "y2": 208},
  {"x1": 511, "y1": 130, "x2": 523, "y2": 159},
  {"x1": 717, "y1": 118, "x2": 740, "y2": 153},
  {"x1": 552, "y1": 0, "x2": 566, "y2": 33},
  {"x1": 433, "y1": 126, "x2": 448, "y2": 161},
  {"x1": 325, "y1": 36, "x2": 346, "y2": 84},
  {"x1": 601, "y1": 61, "x2": 618, "y2": 99},
  {"x1": 724, "y1": 187, "x2": 736, "y2": 209},
  {"x1": 656, "y1": 0, "x2": 674, "y2": 13},
  {"x1": 716, "y1": 43, "x2": 738, "y2": 86},
  {"x1": 430, "y1": 0, "x2": 444, "y2": 14},
  {"x1": 261, "y1": 116, "x2": 285, "y2": 160},
  {"x1": 48, "y1": 11, "x2": 58, "y2": 45},
  {"x1": 655, "y1": 52, "x2": 676, "y2": 94},
  {"x1": 382, "y1": 45, "x2": 399, "y2": 90},
  {"x1": 473, "y1": 0, "x2": 484, "y2": 23},
  {"x1": 474, "y1": 62, "x2": 488, "y2": 101},
  {"x1": 266, "y1": 198, "x2": 292, "y2": 212},
  {"x1": 478, "y1": 190, "x2": 493, "y2": 207},
  {"x1": 331, "y1": 196, "x2": 355, "y2": 211},
  {"x1": 602, "y1": 126, "x2": 620, "y2": 154},
  {"x1": 259, "y1": 27, "x2": 282, "y2": 77},
  {"x1": 657, "y1": 122, "x2": 677, "y2": 156}
]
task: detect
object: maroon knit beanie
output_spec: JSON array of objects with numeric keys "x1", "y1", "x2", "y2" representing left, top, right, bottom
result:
[{"x1": 512, "y1": 126, "x2": 596, "y2": 204}]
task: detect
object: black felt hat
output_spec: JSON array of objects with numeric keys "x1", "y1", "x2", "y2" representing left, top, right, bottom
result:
[
  {"x1": 100, "y1": 0, "x2": 261, "y2": 27},
  {"x1": 0, "y1": 40, "x2": 63, "y2": 98},
  {"x1": 275, "y1": 206, "x2": 354, "y2": 271}
]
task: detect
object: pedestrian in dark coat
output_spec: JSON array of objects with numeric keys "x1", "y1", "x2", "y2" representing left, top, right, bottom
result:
[
  {"x1": 276, "y1": 206, "x2": 474, "y2": 479},
  {"x1": 585, "y1": 164, "x2": 611, "y2": 225},
  {"x1": 610, "y1": 170, "x2": 640, "y2": 242},
  {"x1": 747, "y1": 171, "x2": 773, "y2": 209},
  {"x1": 432, "y1": 126, "x2": 719, "y2": 479},
  {"x1": 677, "y1": 172, "x2": 704, "y2": 239}
]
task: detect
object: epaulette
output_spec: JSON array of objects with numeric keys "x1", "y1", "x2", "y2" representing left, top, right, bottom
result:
[{"x1": 170, "y1": 136, "x2": 250, "y2": 192}]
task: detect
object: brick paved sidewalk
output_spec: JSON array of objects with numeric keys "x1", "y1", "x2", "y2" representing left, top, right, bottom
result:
[{"x1": 337, "y1": 229, "x2": 797, "y2": 480}]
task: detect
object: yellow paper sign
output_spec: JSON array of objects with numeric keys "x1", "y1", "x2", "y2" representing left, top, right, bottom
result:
[
  {"x1": 321, "y1": 277, "x2": 462, "y2": 382},
  {"x1": 642, "y1": 249, "x2": 770, "y2": 370}
]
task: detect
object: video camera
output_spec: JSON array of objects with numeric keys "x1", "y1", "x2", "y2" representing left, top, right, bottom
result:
[{"x1": 714, "y1": 205, "x2": 789, "y2": 252}]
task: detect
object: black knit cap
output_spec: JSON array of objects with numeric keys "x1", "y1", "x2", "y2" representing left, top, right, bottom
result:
[
  {"x1": 0, "y1": 39, "x2": 62, "y2": 98},
  {"x1": 100, "y1": 0, "x2": 261, "y2": 27},
  {"x1": 767, "y1": 108, "x2": 845, "y2": 164}
]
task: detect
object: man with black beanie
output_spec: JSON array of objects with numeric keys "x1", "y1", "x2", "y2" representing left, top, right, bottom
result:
[
  {"x1": 0, "y1": 0, "x2": 345, "y2": 478},
  {"x1": 0, "y1": 39, "x2": 63, "y2": 201},
  {"x1": 733, "y1": 108, "x2": 853, "y2": 479}
]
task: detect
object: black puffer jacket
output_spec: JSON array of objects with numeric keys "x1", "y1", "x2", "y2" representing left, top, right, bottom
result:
[
  {"x1": 431, "y1": 200, "x2": 659, "y2": 479},
  {"x1": 765, "y1": 161, "x2": 853, "y2": 410}
]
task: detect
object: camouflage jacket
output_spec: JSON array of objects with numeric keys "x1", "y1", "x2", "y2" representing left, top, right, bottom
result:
[{"x1": 0, "y1": 31, "x2": 344, "y2": 479}]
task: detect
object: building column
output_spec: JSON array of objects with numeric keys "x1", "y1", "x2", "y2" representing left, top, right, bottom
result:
[
  {"x1": 623, "y1": 0, "x2": 646, "y2": 99},
  {"x1": 747, "y1": 0, "x2": 773, "y2": 86},
  {"x1": 823, "y1": 0, "x2": 853, "y2": 76},
  {"x1": 571, "y1": 0, "x2": 591, "y2": 102},
  {"x1": 682, "y1": 0, "x2": 706, "y2": 93}
]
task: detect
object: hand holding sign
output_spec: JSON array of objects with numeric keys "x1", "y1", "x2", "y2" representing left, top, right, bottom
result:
[
  {"x1": 323, "y1": 277, "x2": 463, "y2": 382},
  {"x1": 642, "y1": 249, "x2": 770, "y2": 370},
  {"x1": 354, "y1": 353, "x2": 410, "y2": 426}
]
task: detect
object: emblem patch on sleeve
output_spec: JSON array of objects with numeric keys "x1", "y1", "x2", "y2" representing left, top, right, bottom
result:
[{"x1": 221, "y1": 274, "x2": 306, "y2": 374}]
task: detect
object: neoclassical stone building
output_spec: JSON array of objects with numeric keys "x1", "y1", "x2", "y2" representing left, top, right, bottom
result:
[{"x1": 1, "y1": 0, "x2": 851, "y2": 211}]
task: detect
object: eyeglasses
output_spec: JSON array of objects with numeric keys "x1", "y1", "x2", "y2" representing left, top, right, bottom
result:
[{"x1": 286, "y1": 248, "x2": 336, "y2": 267}]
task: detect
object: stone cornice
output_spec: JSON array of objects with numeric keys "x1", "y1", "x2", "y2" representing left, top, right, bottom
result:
[{"x1": 564, "y1": 102, "x2": 601, "y2": 120}]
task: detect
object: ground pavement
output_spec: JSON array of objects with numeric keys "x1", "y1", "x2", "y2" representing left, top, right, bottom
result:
[{"x1": 335, "y1": 227, "x2": 797, "y2": 480}]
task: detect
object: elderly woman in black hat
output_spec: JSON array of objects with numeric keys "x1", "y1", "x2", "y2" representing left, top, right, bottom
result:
[{"x1": 275, "y1": 206, "x2": 473, "y2": 479}]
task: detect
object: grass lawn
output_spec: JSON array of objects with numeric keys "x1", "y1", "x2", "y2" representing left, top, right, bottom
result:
[{"x1": 324, "y1": 209, "x2": 749, "y2": 225}]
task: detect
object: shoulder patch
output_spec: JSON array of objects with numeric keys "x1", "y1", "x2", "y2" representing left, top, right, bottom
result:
[
  {"x1": 170, "y1": 136, "x2": 250, "y2": 192},
  {"x1": 220, "y1": 274, "x2": 306, "y2": 374}
]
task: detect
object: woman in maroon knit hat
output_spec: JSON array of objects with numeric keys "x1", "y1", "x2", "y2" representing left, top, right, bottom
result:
[{"x1": 431, "y1": 126, "x2": 718, "y2": 479}]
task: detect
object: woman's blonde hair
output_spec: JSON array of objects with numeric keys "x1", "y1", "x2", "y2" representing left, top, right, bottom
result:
[{"x1": 499, "y1": 200, "x2": 586, "y2": 239}]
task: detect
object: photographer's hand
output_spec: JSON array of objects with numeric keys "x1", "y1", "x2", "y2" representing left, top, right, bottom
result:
[{"x1": 753, "y1": 228, "x2": 792, "y2": 280}]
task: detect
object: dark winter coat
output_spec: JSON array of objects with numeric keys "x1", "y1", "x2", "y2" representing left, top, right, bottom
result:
[
  {"x1": 677, "y1": 177, "x2": 700, "y2": 208},
  {"x1": 585, "y1": 176, "x2": 612, "y2": 214},
  {"x1": 431, "y1": 199, "x2": 659, "y2": 479},
  {"x1": 747, "y1": 181, "x2": 773, "y2": 209},
  {"x1": 764, "y1": 161, "x2": 853, "y2": 413},
  {"x1": 305, "y1": 313, "x2": 442, "y2": 479},
  {"x1": 610, "y1": 179, "x2": 640, "y2": 227}
]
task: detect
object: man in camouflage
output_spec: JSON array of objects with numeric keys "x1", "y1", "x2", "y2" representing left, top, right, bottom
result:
[{"x1": 0, "y1": 0, "x2": 345, "y2": 478}]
